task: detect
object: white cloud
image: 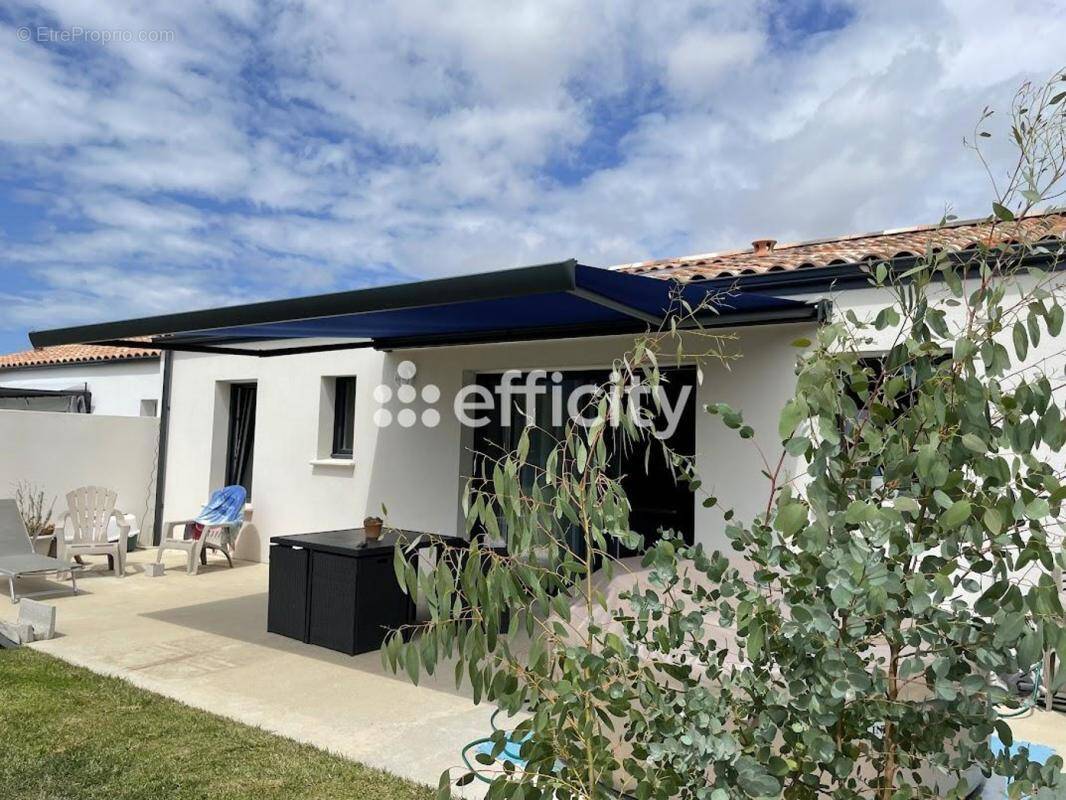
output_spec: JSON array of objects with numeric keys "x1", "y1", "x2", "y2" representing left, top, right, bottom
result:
[
  {"x1": 0, "y1": 0, "x2": 1064, "y2": 348},
  {"x1": 0, "y1": 40, "x2": 100, "y2": 145},
  {"x1": 665, "y1": 30, "x2": 764, "y2": 102}
]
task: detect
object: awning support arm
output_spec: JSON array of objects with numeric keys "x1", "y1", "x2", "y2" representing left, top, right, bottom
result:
[
  {"x1": 566, "y1": 288, "x2": 663, "y2": 326},
  {"x1": 98, "y1": 339, "x2": 378, "y2": 358},
  {"x1": 99, "y1": 340, "x2": 265, "y2": 356}
]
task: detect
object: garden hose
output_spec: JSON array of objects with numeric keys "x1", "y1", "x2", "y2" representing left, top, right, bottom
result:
[
  {"x1": 998, "y1": 663, "x2": 1043, "y2": 719},
  {"x1": 459, "y1": 737, "x2": 498, "y2": 784},
  {"x1": 458, "y1": 708, "x2": 636, "y2": 799},
  {"x1": 460, "y1": 708, "x2": 527, "y2": 784}
]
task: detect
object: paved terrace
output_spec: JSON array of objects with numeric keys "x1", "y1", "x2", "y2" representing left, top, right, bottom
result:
[
  {"x1": 0, "y1": 550, "x2": 493, "y2": 796},
  {"x1": 2, "y1": 550, "x2": 1064, "y2": 797}
]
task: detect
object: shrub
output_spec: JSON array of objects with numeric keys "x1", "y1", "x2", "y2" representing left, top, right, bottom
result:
[
  {"x1": 387, "y1": 72, "x2": 1066, "y2": 800},
  {"x1": 14, "y1": 480, "x2": 56, "y2": 538}
]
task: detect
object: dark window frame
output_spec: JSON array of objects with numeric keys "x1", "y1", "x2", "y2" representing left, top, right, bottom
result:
[
  {"x1": 843, "y1": 350, "x2": 952, "y2": 425},
  {"x1": 331, "y1": 376, "x2": 356, "y2": 458},
  {"x1": 838, "y1": 350, "x2": 953, "y2": 480}
]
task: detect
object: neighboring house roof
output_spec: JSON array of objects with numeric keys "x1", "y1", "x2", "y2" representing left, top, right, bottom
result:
[
  {"x1": 614, "y1": 210, "x2": 1066, "y2": 282},
  {"x1": 0, "y1": 341, "x2": 160, "y2": 370}
]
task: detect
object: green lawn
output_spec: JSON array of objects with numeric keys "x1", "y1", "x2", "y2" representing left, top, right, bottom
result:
[{"x1": 0, "y1": 648, "x2": 435, "y2": 800}]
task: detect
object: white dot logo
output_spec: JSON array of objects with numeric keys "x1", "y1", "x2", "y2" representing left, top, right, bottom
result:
[{"x1": 372, "y1": 360, "x2": 441, "y2": 428}]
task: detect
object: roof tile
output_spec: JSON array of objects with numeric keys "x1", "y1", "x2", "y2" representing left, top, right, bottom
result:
[
  {"x1": 0, "y1": 341, "x2": 160, "y2": 370},
  {"x1": 613, "y1": 210, "x2": 1066, "y2": 281}
]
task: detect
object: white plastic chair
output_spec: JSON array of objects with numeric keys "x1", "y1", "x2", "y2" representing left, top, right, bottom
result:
[
  {"x1": 55, "y1": 486, "x2": 128, "y2": 577},
  {"x1": 156, "y1": 485, "x2": 247, "y2": 575}
]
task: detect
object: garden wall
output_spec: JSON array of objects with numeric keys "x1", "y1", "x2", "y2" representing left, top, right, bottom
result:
[{"x1": 0, "y1": 410, "x2": 159, "y2": 542}]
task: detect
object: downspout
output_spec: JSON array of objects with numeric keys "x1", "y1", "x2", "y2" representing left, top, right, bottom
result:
[
  {"x1": 816, "y1": 298, "x2": 834, "y2": 324},
  {"x1": 152, "y1": 350, "x2": 174, "y2": 545}
]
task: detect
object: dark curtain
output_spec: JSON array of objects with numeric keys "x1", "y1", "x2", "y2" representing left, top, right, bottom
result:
[{"x1": 226, "y1": 384, "x2": 257, "y2": 499}]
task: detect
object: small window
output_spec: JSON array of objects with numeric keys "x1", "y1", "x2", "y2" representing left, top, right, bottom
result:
[
  {"x1": 852, "y1": 352, "x2": 950, "y2": 419},
  {"x1": 331, "y1": 377, "x2": 356, "y2": 458},
  {"x1": 838, "y1": 352, "x2": 951, "y2": 445}
]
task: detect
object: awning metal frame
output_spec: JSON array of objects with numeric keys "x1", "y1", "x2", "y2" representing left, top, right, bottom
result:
[{"x1": 30, "y1": 260, "x2": 825, "y2": 357}]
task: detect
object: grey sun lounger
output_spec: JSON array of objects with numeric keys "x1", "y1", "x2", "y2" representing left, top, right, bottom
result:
[{"x1": 0, "y1": 499, "x2": 78, "y2": 603}]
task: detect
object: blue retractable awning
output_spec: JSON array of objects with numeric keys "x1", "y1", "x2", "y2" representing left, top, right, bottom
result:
[{"x1": 29, "y1": 260, "x2": 821, "y2": 356}]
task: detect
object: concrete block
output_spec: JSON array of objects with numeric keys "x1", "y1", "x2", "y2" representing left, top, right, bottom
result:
[
  {"x1": 0, "y1": 620, "x2": 35, "y2": 644},
  {"x1": 145, "y1": 562, "x2": 165, "y2": 577},
  {"x1": 19, "y1": 599, "x2": 56, "y2": 640},
  {"x1": 0, "y1": 621, "x2": 17, "y2": 643}
]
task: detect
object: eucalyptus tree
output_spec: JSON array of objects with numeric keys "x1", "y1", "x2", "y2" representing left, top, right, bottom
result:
[{"x1": 386, "y1": 73, "x2": 1066, "y2": 800}]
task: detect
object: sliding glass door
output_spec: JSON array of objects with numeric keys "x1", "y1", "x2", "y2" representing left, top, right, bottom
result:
[{"x1": 470, "y1": 368, "x2": 695, "y2": 556}]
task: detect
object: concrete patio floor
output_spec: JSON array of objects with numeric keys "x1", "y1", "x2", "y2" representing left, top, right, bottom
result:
[
  {"x1": 0, "y1": 548, "x2": 494, "y2": 796},
  {"x1": 2, "y1": 548, "x2": 1064, "y2": 798}
]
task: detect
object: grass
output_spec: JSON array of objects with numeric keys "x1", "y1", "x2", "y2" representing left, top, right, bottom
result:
[{"x1": 0, "y1": 648, "x2": 435, "y2": 800}]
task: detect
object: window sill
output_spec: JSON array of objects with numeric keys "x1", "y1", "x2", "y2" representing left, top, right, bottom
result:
[{"x1": 309, "y1": 457, "x2": 356, "y2": 468}]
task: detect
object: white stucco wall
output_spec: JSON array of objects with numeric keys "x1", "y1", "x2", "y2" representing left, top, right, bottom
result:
[
  {"x1": 0, "y1": 409, "x2": 159, "y2": 541},
  {"x1": 367, "y1": 328, "x2": 814, "y2": 558},
  {"x1": 160, "y1": 272, "x2": 1066, "y2": 563},
  {"x1": 162, "y1": 324, "x2": 814, "y2": 562},
  {"x1": 0, "y1": 358, "x2": 163, "y2": 417},
  {"x1": 163, "y1": 349, "x2": 388, "y2": 561}
]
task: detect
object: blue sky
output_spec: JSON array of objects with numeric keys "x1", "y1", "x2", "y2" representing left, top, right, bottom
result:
[{"x1": 1, "y1": 0, "x2": 1063, "y2": 354}]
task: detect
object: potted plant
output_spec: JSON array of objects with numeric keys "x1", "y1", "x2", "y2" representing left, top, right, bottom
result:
[{"x1": 14, "y1": 481, "x2": 57, "y2": 556}]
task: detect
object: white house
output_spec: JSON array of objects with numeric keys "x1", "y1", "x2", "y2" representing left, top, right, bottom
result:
[
  {"x1": 0, "y1": 342, "x2": 164, "y2": 547},
  {"x1": 27, "y1": 211, "x2": 1066, "y2": 561},
  {"x1": 0, "y1": 342, "x2": 162, "y2": 417}
]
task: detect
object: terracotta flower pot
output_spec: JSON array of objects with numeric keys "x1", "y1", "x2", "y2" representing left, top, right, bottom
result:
[{"x1": 363, "y1": 517, "x2": 384, "y2": 540}]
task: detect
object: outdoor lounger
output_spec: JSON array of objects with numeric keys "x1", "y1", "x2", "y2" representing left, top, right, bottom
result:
[{"x1": 0, "y1": 498, "x2": 78, "y2": 603}]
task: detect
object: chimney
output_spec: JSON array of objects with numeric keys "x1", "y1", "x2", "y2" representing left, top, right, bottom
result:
[{"x1": 752, "y1": 239, "x2": 777, "y2": 256}]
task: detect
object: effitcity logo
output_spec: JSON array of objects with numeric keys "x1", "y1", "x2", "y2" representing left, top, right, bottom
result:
[
  {"x1": 372, "y1": 361, "x2": 442, "y2": 428},
  {"x1": 371, "y1": 361, "x2": 693, "y2": 438}
]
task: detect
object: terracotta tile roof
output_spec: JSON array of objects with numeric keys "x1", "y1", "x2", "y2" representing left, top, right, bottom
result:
[
  {"x1": 0, "y1": 340, "x2": 160, "y2": 370},
  {"x1": 614, "y1": 210, "x2": 1066, "y2": 282}
]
